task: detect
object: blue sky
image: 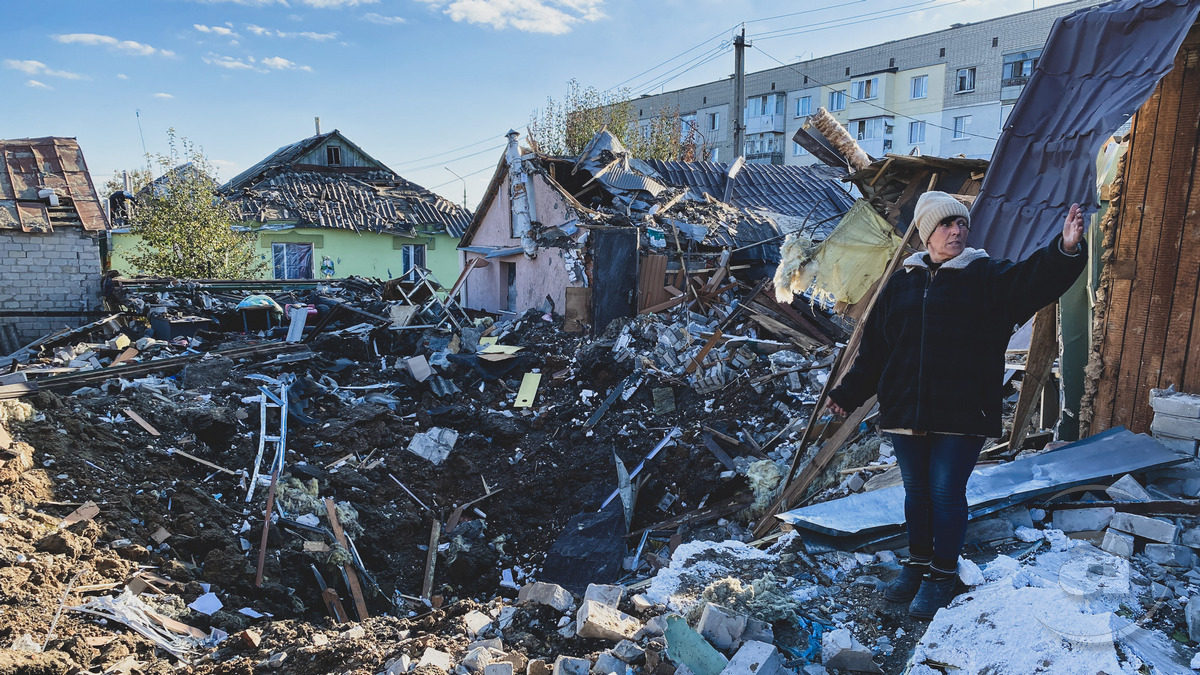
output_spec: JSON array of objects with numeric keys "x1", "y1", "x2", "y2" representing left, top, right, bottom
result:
[{"x1": 4, "y1": 0, "x2": 1072, "y2": 206}]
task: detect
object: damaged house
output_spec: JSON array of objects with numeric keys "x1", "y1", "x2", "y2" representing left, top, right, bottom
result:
[
  {"x1": 113, "y1": 128, "x2": 470, "y2": 285},
  {"x1": 457, "y1": 129, "x2": 854, "y2": 334},
  {"x1": 0, "y1": 137, "x2": 107, "y2": 350}
]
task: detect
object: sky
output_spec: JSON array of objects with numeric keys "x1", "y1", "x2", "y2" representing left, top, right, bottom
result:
[{"x1": 4, "y1": 0, "x2": 1075, "y2": 208}]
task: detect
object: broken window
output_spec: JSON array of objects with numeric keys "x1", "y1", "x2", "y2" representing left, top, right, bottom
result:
[
  {"x1": 828, "y1": 90, "x2": 846, "y2": 111},
  {"x1": 851, "y1": 117, "x2": 886, "y2": 141},
  {"x1": 326, "y1": 146, "x2": 342, "y2": 165},
  {"x1": 908, "y1": 120, "x2": 926, "y2": 144},
  {"x1": 401, "y1": 243, "x2": 426, "y2": 281},
  {"x1": 910, "y1": 74, "x2": 928, "y2": 100},
  {"x1": 272, "y1": 242, "x2": 314, "y2": 279},
  {"x1": 1002, "y1": 49, "x2": 1041, "y2": 87},
  {"x1": 953, "y1": 115, "x2": 972, "y2": 139},
  {"x1": 795, "y1": 95, "x2": 812, "y2": 117},
  {"x1": 956, "y1": 67, "x2": 976, "y2": 93},
  {"x1": 851, "y1": 78, "x2": 878, "y2": 101},
  {"x1": 707, "y1": 112, "x2": 720, "y2": 131}
]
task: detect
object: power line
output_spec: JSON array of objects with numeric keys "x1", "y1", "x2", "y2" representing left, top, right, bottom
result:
[
  {"x1": 426, "y1": 162, "x2": 498, "y2": 190},
  {"x1": 745, "y1": 0, "x2": 870, "y2": 24},
  {"x1": 634, "y1": 43, "x2": 731, "y2": 97},
  {"x1": 605, "y1": 22, "x2": 738, "y2": 93},
  {"x1": 753, "y1": 0, "x2": 948, "y2": 41}
]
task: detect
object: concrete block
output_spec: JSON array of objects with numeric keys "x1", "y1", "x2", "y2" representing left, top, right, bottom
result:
[
  {"x1": 1101, "y1": 529, "x2": 1135, "y2": 558},
  {"x1": 462, "y1": 610, "x2": 494, "y2": 637},
  {"x1": 663, "y1": 615, "x2": 728, "y2": 675},
  {"x1": 419, "y1": 648, "x2": 453, "y2": 671},
  {"x1": 1188, "y1": 596, "x2": 1200, "y2": 643},
  {"x1": 630, "y1": 594, "x2": 653, "y2": 612},
  {"x1": 1150, "y1": 389, "x2": 1200, "y2": 418},
  {"x1": 634, "y1": 614, "x2": 669, "y2": 639},
  {"x1": 1152, "y1": 434, "x2": 1200, "y2": 455},
  {"x1": 721, "y1": 641, "x2": 786, "y2": 675},
  {"x1": 821, "y1": 629, "x2": 881, "y2": 673},
  {"x1": 1143, "y1": 543, "x2": 1195, "y2": 568},
  {"x1": 1151, "y1": 414, "x2": 1200, "y2": 440},
  {"x1": 527, "y1": 660, "x2": 551, "y2": 675},
  {"x1": 697, "y1": 603, "x2": 747, "y2": 651},
  {"x1": 591, "y1": 652, "x2": 624, "y2": 675},
  {"x1": 1109, "y1": 512, "x2": 1178, "y2": 544},
  {"x1": 584, "y1": 583, "x2": 623, "y2": 608},
  {"x1": 964, "y1": 517, "x2": 1015, "y2": 544},
  {"x1": 1052, "y1": 507, "x2": 1115, "y2": 533},
  {"x1": 551, "y1": 656, "x2": 590, "y2": 675},
  {"x1": 1181, "y1": 527, "x2": 1200, "y2": 550},
  {"x1": 612, "y1": 640, "x2": 644, "y2": 664},
  {"x1": 576, "y1": 600, "x2": 640, "y2": 641},
  {"x1": 462, "y1": 646, "x2": 496, "y2": 672},
  {"x1": 1106, "y1": 474, "x2": 1153, "y2": 502},
  {"x1": 485, "y1": 664, "x2": 515, "y2": 675},
  {"x1": 518, "y1": 582, "x2": 575, "y2": 612},
  {"x1": 742, "y1": 618, "x2": 773, "y2": 645}
]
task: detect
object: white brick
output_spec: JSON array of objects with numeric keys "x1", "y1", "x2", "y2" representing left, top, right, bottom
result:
[
  {"x1": 1109, "y1": 513, "x2": 1177, "y2": 544},
  {"x1": 722, "y1": 641, "x2": 787, "y2": 675},
  {"x1": 1143, "y1": 543, "x2": 1194, "y2": 567},
  {"x1": 1101, "y1": 530, "x2": 1135, "y2": 558},
  {"x1": 575, "y1": 600, "x2": 639, "y2": 642},
  {"x1": 1151, "y1": 414, "x2": 1200, "y2": 440},
  {"x1": 1052, "y1": 507, "x2": 1115, "y2": 533},
  {"x1": 1106, "y1": 475, "x2": 1152, "y2": 502}
]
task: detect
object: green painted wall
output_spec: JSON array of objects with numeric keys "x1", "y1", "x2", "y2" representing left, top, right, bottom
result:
[{"x1": 109, "y1": 226, "x2": 461, "y2": 285}]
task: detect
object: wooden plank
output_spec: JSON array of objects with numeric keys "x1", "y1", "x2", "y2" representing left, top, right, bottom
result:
[
  {"x1": 286, "y1": 306, "x2": 308, "y2": 343},
  {"x1": 255, "y1": 468, "x2": 280, "y2": 588},
  {"x1": 166, "y1": 448, "x2": 237, "y2": 475},
  {"x1": 421, "y1": 518, "x2": 441, "y2": 600},
  {"x1": 638, "y1": 294, "x2": 684, "y2": 315},
  {"x1": 747, "y1": 313, "x2": 819, "y2": 349},
  {"x1": 123, "y1": 409, "x2": 160, "y2": 436},
  {"x1": 110, "y1": 348, "x2": 139, "y2": 366},
  {"x1": 324, "y1": 498, "x2": 369, "y2": 621},
  {"x1": 638, "y1": 255, "x2": 669, "y2": 311},
  {"x1": 700, "y1": 434, "x2": 738, "y2": 471},
  {"x1": 1009, "y1": 304, "x2": 1058, "y2": 449},
  {"x1": 685, "y1": 329, "x2": 723, "y2": 374}
]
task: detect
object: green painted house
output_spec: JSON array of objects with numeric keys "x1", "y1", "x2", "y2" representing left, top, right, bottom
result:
[{"x1": 111, "y1": 129, "x2": 469, "y2": 285}]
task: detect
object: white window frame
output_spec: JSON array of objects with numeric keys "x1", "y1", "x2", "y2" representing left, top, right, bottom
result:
[
  {"x1": 955, "y1": 67, "x2": 976, "y2": 93},
  {"x1": 793, "y1": 141, "x2": 808, "y2": 156},
  {"x1": 908, "y1": 120, "x2": 926, "y2": 144},
  {"x1": 828, "y1": 90, "x2": 846, "y2": 112},
  {"x1": 953, "y1": 115, "x2": 971, "y2": 139},
  {"x1": 910, "y1": 74, "x2": 928, "y2": 100},
  {"x1": 851, "y1": 77, "x2": 878, "y2": 101},
  {"x1": 272, "y1": 242, "x2": 314, "y2": 280},
  {"x1": 708, "y1": 112, "x2": 720, "y2": 131},
  {"x1": 401, "y1": 243, "x2": 427, "y2": 281},
  {"x1": 795, "y1": 95, "x2": 812, "y2": 117}
]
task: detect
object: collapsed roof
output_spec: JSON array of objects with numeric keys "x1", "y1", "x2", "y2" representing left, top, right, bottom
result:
[{"x1": 0, "y1": 136, "x2": 108, "y2": 233}]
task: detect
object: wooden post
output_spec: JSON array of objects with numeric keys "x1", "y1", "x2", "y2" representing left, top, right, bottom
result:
[
  {"x1": 254, "y1": 468, "x2": 280, "y2": 588},
  {"x1": 1010, "y1": 303, "x2": 1058, "y2": 450},
  {"x1": 324, "y1": 498, "x2": 369, "y2": 621},
  {"x1": 421, "y1": 518, "x2": 441, "y2": 600}
]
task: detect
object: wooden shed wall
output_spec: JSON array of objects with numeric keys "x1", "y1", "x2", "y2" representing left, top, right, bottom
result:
[{"x1": 1090, "y1": 28, "x2": 1200, "y2": 434}]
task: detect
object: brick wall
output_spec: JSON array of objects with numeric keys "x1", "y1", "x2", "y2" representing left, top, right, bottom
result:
[{"x1": 0, "y1": 230, "x2": 103, "y2": 348}]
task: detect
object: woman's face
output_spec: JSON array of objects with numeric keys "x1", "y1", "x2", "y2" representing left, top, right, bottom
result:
[{"x1": 927, "y1": 216, "x2": 969, "y2": 262}]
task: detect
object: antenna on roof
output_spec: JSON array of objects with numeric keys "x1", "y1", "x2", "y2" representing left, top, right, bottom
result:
[{"x1": 315, "y1": 117, "x2": 321, "y2": 135}]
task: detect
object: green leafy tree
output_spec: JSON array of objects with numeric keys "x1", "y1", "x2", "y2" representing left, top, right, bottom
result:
[
  {"x1": 100, "y1": 167, "x2": 152, "y2": 200},
  {"x1": 529, "y1": 79, "x2": 710, "y2": 160},
  {"x1": 125, "y1": 130, "x2": 265, "y2": 279}
]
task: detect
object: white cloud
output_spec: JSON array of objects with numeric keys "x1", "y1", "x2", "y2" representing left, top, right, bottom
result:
[
  {"x1": 117, "y1": 73, "x2": 129, "y2": 79},
  {"x1": 26, "y1": 79, "x2": 51, "y2": 89},
  {"x1": 154, "y1": 92, "x2": 174, "y2": 98},
  {"x1": 3, "y1": 59, "x2": 85, "y2": 79},
  {"x1": 53, "y1": 33, "x2": 175, "y2": 57},
  {"x1": 363, "y1": 12, "x2": 406, "y2": 24},
  {"x1": 192, "y1": 0, "x2": 376, "y2": 6},
  {"x1": 203, "y1": 53, "x2": 256, "y2": 69},
  {"x1": 245, "y1": 24, "x2": 337, "y2": 40},
  {"x1": 416, "y1": 0, "x2": 604, "y2": 35},
  {"x1": 195, "y1": 23, "x2": 240, "y2": 38},
  {"x1": 260, "y1": 55, "x2": 313, "y2": 71}
]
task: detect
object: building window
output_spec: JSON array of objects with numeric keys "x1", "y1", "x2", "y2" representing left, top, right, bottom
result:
[
  {"x1": 851, "y1": 78, "x2": 878, "y2": 101},
  {"x1": 710, "y1": 147, "x2": 719, "y2": 162},
  {"x1": 956, "y1": 67, "x2": 976, "y2": 93},
  {"x1": 908, "y1": 120, "x2": 926, "y2": 144},
  {"x1": 1002, "y1": 49, "x2": 1042, "y2": 87},
  {"x1": 775, "y1": 94, "x2": 786, "y2": 114},
  {"x1": 681, "y1": 114, "x2": 697, "y2": 135},
  {"x1": 793, "y1": 141, "x2": 809, "y2": 156},
  {"x1": 795, "y1": 95, "x2": 812, "y2": 117},
  {"x1": 401, "y1": 243, "x2": 426, "y2": 281},
  {"x1": 273, "y1": 243, "x2": 314, "y2": 279},
  {"x1": 953, "y1": 115, "x2": 971, "y2": 139},
  {"x1": 992, "y1": 37, "x2": 999, "y2": 47},
  {"x1": 326, "y1": 146, "x2": 342, "y2": 166},
  {"x1": 889, "y1": 57, "x2": 895, "y2": 68},
  {"x1": 939, "y1": 47, "x2": 946, "y2": 57},
  {"x1": 910, "y1": 75, "x2": 928, "y2": 100},
  {"x1": 708, "y1": 112, "x2": 720, "y2": 131},
  {"x1": 828, "y1": 90, "x2": 846, "y2": 111},
  {"x1": 851, "y1": 117, "x2": 887, "y2": 141}
]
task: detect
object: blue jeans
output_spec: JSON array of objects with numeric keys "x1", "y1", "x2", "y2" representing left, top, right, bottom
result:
[{"x1": 888, "y1": 433, "x2": 984, "y2": 570}]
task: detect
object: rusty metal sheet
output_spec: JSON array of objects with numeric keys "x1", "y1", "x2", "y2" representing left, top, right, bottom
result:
[
  {"x1": 0, "y1": 201, "x2": 18, "y2": 229},
  {"x1": 74, "y1": 198, "x2": 107, "y2": 231},
  {"x1": 16, "y1": 201, "x2": 50, "y2": 233},
  {"x1": 4, "y1": 146, "x2": 39, "y2": 200}
]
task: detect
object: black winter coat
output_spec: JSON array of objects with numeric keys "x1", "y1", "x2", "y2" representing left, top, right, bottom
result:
[{"x1": 828, "y1": 234, "x2": 1086, "y2": 437}]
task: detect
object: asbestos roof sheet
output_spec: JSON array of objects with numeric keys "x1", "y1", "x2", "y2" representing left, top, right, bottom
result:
[
  {"x1": 646, "y1": 160, "x2": 855, "y2": 237},
  {"x1": 970, "y1": 0, "x2": 1200, "y2": 261},
  {"x1": 0, "y1": 137, "x2": 107, "y2": 232}
]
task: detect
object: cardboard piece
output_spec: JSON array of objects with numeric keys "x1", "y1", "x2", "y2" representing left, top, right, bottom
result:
[
  {"x1": 406, "y1": 355, "x2": 432, "y2": 383},
  {"x1": 514, "y1": 373, "x2": 542, "y2": 408},
  {"x1": 60, "y1": 501, "x2": 100, "y2": 528}
]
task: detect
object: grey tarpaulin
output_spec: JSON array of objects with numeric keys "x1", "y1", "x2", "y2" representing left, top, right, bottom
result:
[
  {"x1": 970, "y1": 0, "x2": 1200, "y2": 262},
  {"x1": 776, "y1": 428, "x2": 1188, "y2": 537}
]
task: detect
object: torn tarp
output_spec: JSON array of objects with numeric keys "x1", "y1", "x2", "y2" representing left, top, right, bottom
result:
[{"x1": 777, "y1": 428, "x2": 1189, "y2": 537}]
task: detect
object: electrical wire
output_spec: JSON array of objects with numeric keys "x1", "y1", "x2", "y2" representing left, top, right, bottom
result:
[{"x1": 752, "y1": 0, "x2": 941, "y2": 40}]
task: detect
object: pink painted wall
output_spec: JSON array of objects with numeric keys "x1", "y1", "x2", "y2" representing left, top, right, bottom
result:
[{"x1": 463, "y1": 170, "x2": 582, "y2": 315}]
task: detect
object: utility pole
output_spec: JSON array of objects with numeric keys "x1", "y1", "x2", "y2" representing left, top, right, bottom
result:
[
  {"x1": 733, "y1": 26, "x2": 750, "y2": 161},
  {"x1": 445, "y1": 167, "x2": 468, "y2": 211}
]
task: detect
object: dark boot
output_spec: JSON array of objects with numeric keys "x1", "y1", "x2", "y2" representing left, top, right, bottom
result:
[
  {"x1": 883, "y1": 560, "x2": 928, "y2": 603},
  {"x1": 908, "y1": 569, "x2": 959, "y2": 620}
]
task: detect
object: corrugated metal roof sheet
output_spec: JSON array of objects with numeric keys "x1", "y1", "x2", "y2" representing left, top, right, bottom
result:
[
  {"x1": 971, "y1": 0, "x2": 1200, "y2": 261},
  {"x1": 0, "y1": 137, "x2": 107, "y2": 233}
]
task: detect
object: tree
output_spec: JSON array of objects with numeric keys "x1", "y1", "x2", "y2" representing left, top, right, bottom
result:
[
  {"x1": 528, "y1": 79, "x2": 711, "y2": 161},
  {"x1": 124, "y1": 129, "x2": 265, "y2": 279},
  {"x1": 100, "y1": 167, "x2": 152, "y2": 199}
]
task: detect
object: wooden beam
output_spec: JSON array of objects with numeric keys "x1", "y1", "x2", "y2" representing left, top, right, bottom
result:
[
  {"x1": 1009, "y1": 304, "x2": 1057, "y2": 449},
  {"x1": 254, "y1": 468, "x2": 280, "y2": 588},
  {"x1": 421, "y1": 518, "x2": 441, "y2": 600},
  {"x1": 324, "y1": 498, "x2": 369, "y2": 621},
  {"x1": 686, "y1": 329, "x2": 723, "y2": 374}
]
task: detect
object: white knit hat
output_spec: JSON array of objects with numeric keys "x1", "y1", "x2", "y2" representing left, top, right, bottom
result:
[{"x1": 914, "y1": 191, "x2": 970, "y2": 245}]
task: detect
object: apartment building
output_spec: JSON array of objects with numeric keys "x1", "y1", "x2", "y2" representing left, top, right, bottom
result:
[{"x1": 634, "y1": 0, "x2": 1098, "y2": 166}]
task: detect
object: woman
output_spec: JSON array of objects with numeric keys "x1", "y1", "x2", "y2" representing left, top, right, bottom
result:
[{"x1": 826, "y1": 190, "x2": 1086, "y2": 620}]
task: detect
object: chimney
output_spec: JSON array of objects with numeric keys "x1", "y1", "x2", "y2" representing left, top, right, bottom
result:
[
  {"x1": 505, "y1": 129, "x2": 521, "y2": 164},
  {"x1": 315, "y1": 117, "x2": 321, "y2": 135}
]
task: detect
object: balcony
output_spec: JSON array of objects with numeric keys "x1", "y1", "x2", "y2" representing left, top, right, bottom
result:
[
  {"x1": 745, "y1": 114, "x2": 786, "y2": 135},
  {"x1": 745, "y1": 151, "x2": 784, "y2": 165}
]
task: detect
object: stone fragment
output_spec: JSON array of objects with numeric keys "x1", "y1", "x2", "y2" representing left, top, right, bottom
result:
[
  {"x1": 551, "y1": 656, "x2": 590, "y2": 675},
  {"x1": 485, "y1": 663, "x2": 515, "y2": 675},
  {"x1": 1109, "y1": 513, "x2": 1178, "y2": 543},
  {"x1": 742, "y1": 618, "x2": 773, "y2": 645},
  {"x1": 1188, "y1": 597, "x2": 1200, "y2": 644},
  {"x1": 663, "y1": 615, "x2": 728, "y2": 675},
  {"x1": 463, "y1": 610, "x2": 494, "y2": 637},
  {"x1": 584, "y1": 583, "x2": 624, "y2": 608},
  {"x1": 385, "y1": 655, "x2": 411, "y2": 675},
  {"x1": 1106, "y1": 474, "x2": 1153, "y2": 502},
  {"x1": 1052, "y1": 507, "x2": 1116, "y2": 533},
  {"x1": 1151, "y1": 434, "x2": 1200, "y2": 455},
  {"x1": 462, "y1": 647, "x2": 496, "y2": 672},
  {"x1": 721, "y1": 641, "x2": 786, "y2": 675},
  {"x1": 821, "y1": 629, "x2": 882, "y2": 674},
  {"x1": 630, "y1": 594, "x2": 653, "y2": 612},
  {"x1": 576, "y1": 600, "x2": 640, "y2": 641},
  {"x1": 697, "y1": 603, "x2": 747, "y2": 651},
  {"x1": 1150, "y1": 389, "x2": 1200, "y2": 418},
  {"x1": 612, "y1": 640, "x2": 645, "y2": 664},
  {"x1": 592, "y1": 652, "x2": 624, "y2": 675},
  {"x1": 420, "y1": 648, "x2": 453, "y2": 671},
  {"x1": 1150, "y1": 414, "x2": 1200, "y2": 439},
  {"x1": 469, "y1": 639, "x2": 503, "y2": 652},
  {"x1": 266, "y1": 652, "x2": 288, "y2": 669},
  {"x1": 1144, "y1": 543, "x2": 1195, "y2": 567},
  {"x1": 635, "y1": 614, "x2": 669, "y2": 639},
  {"x1": 1181, "y1": 527, "x2": 1200, "y2": 550},
  {"x1": 527, "y1": 660, "x2": 551, "y2": 675},
  {"x1": 963, "y1": 518, "x2": 1015, "y2": 544},
  {"x1": 518, "y1": 582, "x2": 575, "y2": 613},
  {"x1": 1101, "y1": 530, "x2": 1135, "y2": 558}
]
